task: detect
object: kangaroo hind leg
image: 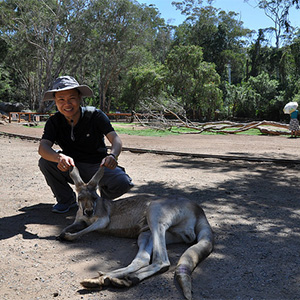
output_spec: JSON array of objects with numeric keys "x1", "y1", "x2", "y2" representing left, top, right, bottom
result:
[
  {"x1": 81, "y1": 231, "x2": 153, "y2": 288},
  {"x1": 127, "y1": 203, "x2": 173, "y2": 283}
]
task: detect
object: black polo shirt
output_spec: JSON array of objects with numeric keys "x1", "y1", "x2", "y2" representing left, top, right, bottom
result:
[{"x1": 41, "y1": 106, "x2": 114, "y2": 163}]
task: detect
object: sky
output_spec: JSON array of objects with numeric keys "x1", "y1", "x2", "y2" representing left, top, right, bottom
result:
[{"x1": 136, "y1": 0, "x2": 300, "y2": 38}]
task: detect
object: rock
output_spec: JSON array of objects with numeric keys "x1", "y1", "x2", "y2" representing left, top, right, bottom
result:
[{"x1": 0, "y1": 102, "x2": 25, "y2": 112}]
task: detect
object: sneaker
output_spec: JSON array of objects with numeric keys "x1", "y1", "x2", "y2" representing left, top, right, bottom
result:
[{"x1": 52, "y1": 201, "x2": 77, "y2": 214}]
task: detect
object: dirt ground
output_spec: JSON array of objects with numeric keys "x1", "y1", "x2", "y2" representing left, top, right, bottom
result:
[{"x1": 0, "y1": 122, "x2": 299, "y2": 300}]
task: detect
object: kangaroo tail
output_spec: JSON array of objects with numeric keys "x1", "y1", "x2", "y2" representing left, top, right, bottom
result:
[{"x1": 175, "y1": 210, "x2": 214, "y2": 300}]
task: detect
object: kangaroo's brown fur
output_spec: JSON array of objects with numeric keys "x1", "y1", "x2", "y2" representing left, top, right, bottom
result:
[{"x1": 59, "y1": 166, "x2": 214, "y2": 300}]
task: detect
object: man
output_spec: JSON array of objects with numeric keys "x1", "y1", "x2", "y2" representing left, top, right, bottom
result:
[{"x1": 38, "y1": 76, "x2": 133, "y2": 213}]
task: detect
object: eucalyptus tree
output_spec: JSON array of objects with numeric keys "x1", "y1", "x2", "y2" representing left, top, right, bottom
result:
[
  {"x1": 290, "y1": 37, "x2": 300, "y2": 76},
  {"x1": 84, "y1": 0, "x2": 166, "y2": 112},
  {"x1": 247, "y1": 29, "x2": 267, "y2": 78},
  {"x1": 247, "y1": 71, "x2": 279, "y2": 119},
  {"x1": 164, "y1": 45, "x2": 222, "y2": 120},
  {"x1": 0, "y1": 0, "x2": 91, "y2": 111},
  {"x1": 245, "y1": 0, "x2": 297, "y2": 48},
  {"x1": 120, "y1": 61, "x2": 165, "y2": 111},
  {"x1": 0, "y1": 66, "x2": 13, "y2": 102},
  {"x1": 173, "y1": 5, "x2": 253, "y2": 84},
  {"x1": 224, "y1": 83, "x2": 257, "y2": 119},
  {"x1": 224, "y1": 72, "x2": 282, "y2": 120}
]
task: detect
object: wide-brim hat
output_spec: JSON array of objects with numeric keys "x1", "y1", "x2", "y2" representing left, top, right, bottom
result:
[{"x1": 42, "y1": 76, "x2": 93, "y2": 101}]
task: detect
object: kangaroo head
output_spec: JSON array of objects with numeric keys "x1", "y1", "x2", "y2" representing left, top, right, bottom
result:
[{"x1": 69, "y1": 166, "x2": 104, "y2": 217}]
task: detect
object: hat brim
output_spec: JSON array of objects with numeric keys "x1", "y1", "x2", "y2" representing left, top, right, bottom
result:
[{"x1": 42, "y1": 85, "x2": 93, "y2": 101}]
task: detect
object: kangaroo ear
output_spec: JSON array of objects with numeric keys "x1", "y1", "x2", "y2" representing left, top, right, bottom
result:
[
  {"x1": 88, "y1": 166, "x2": 105, "y2": 188},
  {"x1": 69, "y1": 166, "x2": 85, "y2": 187}
]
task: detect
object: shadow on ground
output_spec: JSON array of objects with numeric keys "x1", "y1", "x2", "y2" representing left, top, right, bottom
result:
[{"x1": 1, "y1": 156, "x2": 299, "y2": 299}]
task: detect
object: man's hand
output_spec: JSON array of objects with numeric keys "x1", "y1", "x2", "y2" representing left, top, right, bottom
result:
[
  {"x1": 101, "y1": 154, "x2": 118, "y2": 170},
  {"x1": 57, "y1": 153, "x2": 75, "y2": 172},
  {"x1": 39, "y1": 139, "x2": 75, "y2": 172}
]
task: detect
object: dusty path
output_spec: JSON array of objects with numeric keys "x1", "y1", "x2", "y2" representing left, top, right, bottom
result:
[
  {"x1": 0, "y1": 123, "x2": 299, "y2": 300},
  {"x1": 1, "y1": 122, "x2": 300, "y2": 161}
]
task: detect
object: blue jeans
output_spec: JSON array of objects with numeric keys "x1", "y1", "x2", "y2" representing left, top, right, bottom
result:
[{"x1": 38, "y1": 158, "x2": 134, "y2": 205}]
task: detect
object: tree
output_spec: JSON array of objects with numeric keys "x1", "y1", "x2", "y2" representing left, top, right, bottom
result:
[
  {"x1": 165, "y1": 45, "x2": 222, "y2": 120},
  {"x1": 85, "y1": 0, "x2": 166, "y2": 112},
  {"x1": 173, "y1": 5, "x2": 252, "y2": 84},
  {"x1": 0, "y1": 65, "x2": 13, "y2": 101},
  {"x1": 120, "y1": 62, "x2": 165, "y2": 111},
  {"x1": 0, "y1": 0, "x2": 91, "y2": 111},
  {"x1": 224, "y1": 83, "x2": 257, "y2": 119},
  {"x1": 248, "y1": 29, "x2": 266, "y2": 78},
  {"x1": 247, "y1": 72, "x2": 279, "y2": 119},
  {"x1": 290, "y1": 37, "x2": 300, "y2": 76},
  {"x1": 246, "y1": 0, "x2": 297, "y2": 48}
]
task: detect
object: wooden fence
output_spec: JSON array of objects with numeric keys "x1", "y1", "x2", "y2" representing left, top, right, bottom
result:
[{"x1": 8, "y1": 112, "x2": 135, "y2": 123}]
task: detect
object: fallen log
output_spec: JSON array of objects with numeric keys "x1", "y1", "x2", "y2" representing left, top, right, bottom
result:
[{"x1": 132, "y1": 110, "x2": 290, "y2": 136}]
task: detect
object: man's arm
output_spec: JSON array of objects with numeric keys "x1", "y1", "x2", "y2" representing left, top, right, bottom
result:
[
  {"x1": 101, "y1": 131, "x2": 122, "y2": 169},
  {"x1": 106, "y1": 131, "x2": 122, "y2": 158},
  {"x1": 38, "y1": 139, "x2": 58, "y2": 162}
]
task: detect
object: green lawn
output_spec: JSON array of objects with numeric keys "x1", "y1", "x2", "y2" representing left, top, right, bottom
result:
[
  {"x1": 32, "y1": 121, "x2": 288, "y2": 137},
  {"x1": 112, "y1": 123, "x2": 266, "y2": 136}
]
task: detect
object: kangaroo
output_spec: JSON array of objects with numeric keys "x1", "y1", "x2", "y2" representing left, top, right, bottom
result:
[{"x1": 59, "y1": 166, "x2": 214, "y2": 300}]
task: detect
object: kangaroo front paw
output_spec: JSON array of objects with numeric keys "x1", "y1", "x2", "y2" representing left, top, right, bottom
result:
[
  {"x1": 57, "y1": 231, "x2": 77, "y2": 241},
  {"x1": 56, "y1": 232, "x2": 67, "y2": 241}
]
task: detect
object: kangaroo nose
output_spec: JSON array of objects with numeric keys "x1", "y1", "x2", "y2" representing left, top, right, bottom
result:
[{"x1": 84, "y1": 209, "x2": 94, "y2": 217}]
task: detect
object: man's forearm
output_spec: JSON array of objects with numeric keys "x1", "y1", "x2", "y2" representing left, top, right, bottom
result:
[
  {"x1": 38, "y1": 141, "x2": 61, "y2": 163},
  {"x1": 110, "y1": 140, "x2": 122, "y2": 158},
  {"x1": 39, "y1": 147, "x2": 61, "y2": 163}
]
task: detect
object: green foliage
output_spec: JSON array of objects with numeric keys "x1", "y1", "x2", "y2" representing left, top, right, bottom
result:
[
  {"x1": 247, "y1": 72, "x2": 279, "y2": 118},
  {"x1": 290, "y1": 37, "x2": 300, "y2": 76},
  {"x1": 174, "y1": 6, "x2": 252, "y2": 84},
  {"x1": 165, "y1": 45, "x2": 222, "y2": 120},
  {"x1": 78, "y1": 0, "x2": 166, "y2": 111},
  {"x1": 120, "y1": 62, "x2": 165, "y2": 111},
  {"x1": 0, "y1": 0, "x2": 91, "y2": 110},
  {"x1": 0, "y1": 65, "x2": 12, "y2": 100},
  {"x1": 224, "y1": 83, "x2": 257, "y2": 118},
  {"x1": 0, "y1": 0, "x2": 299, "y2": 122},
  {"x1": 224, "y1": 72, "x2": 283, "y2": 120}
]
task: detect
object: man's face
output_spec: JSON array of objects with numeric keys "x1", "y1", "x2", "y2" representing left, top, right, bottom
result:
[{"x1": 54, "y1": 89, "x2": 81, "y2": 120}]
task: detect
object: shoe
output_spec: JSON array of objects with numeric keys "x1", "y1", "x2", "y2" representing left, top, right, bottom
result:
[{"x1": 52, "y1": 201, "x2": 77, "y2": 214}]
